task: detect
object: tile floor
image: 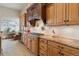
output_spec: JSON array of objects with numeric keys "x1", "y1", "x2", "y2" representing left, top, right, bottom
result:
[{"x1": 1, "y1": 39, "x2": 33, "y2": 56}]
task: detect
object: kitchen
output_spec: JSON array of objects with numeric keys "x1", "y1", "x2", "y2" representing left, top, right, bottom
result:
[
  {"x1": 20, "y1": 3, "x2": 79, "y2": 56},
  {"x1": 0, "y1": 3, "x2": 79, "y2": 56}
]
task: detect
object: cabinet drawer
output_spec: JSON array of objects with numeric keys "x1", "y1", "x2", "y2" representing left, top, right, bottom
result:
[
  {"x1": 62, "y1": 45, "x2": 79, "y2": 56},
  {"x1": 60, "y1": 51, "x2": 73, "y2": 56},
  {"x1": 40, "y1": 39, "x2": 47, "y2": 44},
  {"x1": 48, "y1": 41, "x2": 60, "y2": 49},
  {"x1": 39, "y1": 49, "x2": 47, "y2": 56},
  {"x1": 39, "y1": 42, "x2": 47, "y2": 51}
]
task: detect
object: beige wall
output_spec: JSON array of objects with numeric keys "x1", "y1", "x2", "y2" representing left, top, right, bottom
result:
[{"x1": 0, "y1": 6, "x2": 19, "y2": 19}]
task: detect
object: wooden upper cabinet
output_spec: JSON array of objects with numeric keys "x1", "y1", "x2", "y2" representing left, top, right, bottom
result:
[
  {"x1": 46, "y1": 3, "x2": 66, "y2": 25},
  {"x1": 66, "y1": 3, "x2": 79, "y2": 25},
  {"x1": 46, "y1": 3, "x2": 79, "y2": 25},
  {"x1": 46, "y1": 4, "x2": 56, "y2": 25},
  {"x1": 56, "y1": 3, "x2": 66, "y2": 25}
]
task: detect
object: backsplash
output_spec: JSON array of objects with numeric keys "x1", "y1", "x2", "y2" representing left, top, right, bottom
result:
[
  {"x1": 37, "y1": 25, "x2": 79, "y2": 40},
  {"x1": 48, "y1": 25, "x2": 79, "y2": 40},
  {"x1": 25, "y1": 20, "x2": 79, "y2": 40}
]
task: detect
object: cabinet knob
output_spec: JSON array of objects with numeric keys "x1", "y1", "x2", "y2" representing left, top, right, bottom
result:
[
  {"x1": 64, "y1": 20, "x2": 69, "y2": 22},
  {"x1": 61, "y1": 53, "x2": 64, "y2": 56},
  {"x1": 61, "y1": 47, "x2": 64, "y2": 49},
  {"x1": 58, "y1": 52, "x2": 61, "y2": 54}
]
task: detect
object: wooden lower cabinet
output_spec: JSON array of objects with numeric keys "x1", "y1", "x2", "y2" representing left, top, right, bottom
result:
[
  {"x1": 60, "y1": 51, "x2": 73, "y2": 56},
  {"x1": 61, "y1": 45, "x2": 79, "y2": 56},
  {"x1": 25, "y1": 37, "x2": 79, "y2": 56},
  {"x1": 31, "y1": 37, "x2": 38, "y2": 55},
  {"x1": 39, "y1": 39, "x2": 48, "y2": 56},
  {"x1": 27, "y1": 38, "x2": 32, "y2": 50},
  {"x1": 39, "y1": 39, "x2": 79, "y2": 56},
  {"x1": 48, "y1": 40, "x2": 79, "y2": 56},
  {"x1": 48, "y1": 45, "x2": 60, "y2": 56}
]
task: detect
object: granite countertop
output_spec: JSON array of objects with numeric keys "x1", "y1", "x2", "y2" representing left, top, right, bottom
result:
[{"x1": 39, "y1": 35, "x2": 79, "y2": 49}]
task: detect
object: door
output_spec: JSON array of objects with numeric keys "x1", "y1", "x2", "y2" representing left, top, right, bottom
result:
[
  {"x1": 66, "y1": 3, "x2": 79, "y2": 25},
  {"x1": 56, "y1": 3, "x2": 66, "y2": 25},
  {"x1": 46, "y1": 4, "x2": 56, "y2": 25}
]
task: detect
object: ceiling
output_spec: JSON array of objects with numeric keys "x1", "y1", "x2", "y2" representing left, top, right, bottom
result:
[{"x1": 0, "y1": 3, "x2": 29, "y2": 11}]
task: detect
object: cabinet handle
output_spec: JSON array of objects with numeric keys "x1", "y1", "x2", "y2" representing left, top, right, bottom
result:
[
  {"x1": 64, "y1": 20, "x2": 69, "y2": 22},
  {"x1": 66, "y1": 20, "x2": 69, "y2": 22},
  {"x1": 58, "y1": 46, "x2": 60, "y2": 48},
  {"x1": 61, "y1": 47, "x2": 64, "y2": 49},
  {"x1": 58, "y1": 52, "x2": 61, "y2": 54}
]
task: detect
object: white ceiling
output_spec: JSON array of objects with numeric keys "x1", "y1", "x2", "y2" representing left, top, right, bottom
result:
[{"x1": 0, "y1": 3, "x2": 29, "y2": 11}]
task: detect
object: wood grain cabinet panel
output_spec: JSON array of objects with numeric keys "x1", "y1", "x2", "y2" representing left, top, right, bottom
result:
[
  {"x1": 46, "y1": 3, "x2": 79, "y2": 25},
  {"x1": 66, "y1": 3, "x2": 79, "y2": 25},
  {"x1": 55, "y1": 3, "x2": 66, "y2": 25},
  {"x1": 39, "y1": 39, "x2": 48, "y2": 56},
  {"x1": 61, "y1": 45, "x2": 79, "y2": 56},
  {"x1": 27, "y1": 38, "x2": 32, "y2": 50},
  {"x1": 39, "y1": 38, "x2": 79, "y2": 56},
  {"x1": 46, "y1": 4, "x2": 56, "y2": 25},
  {"x1": 60, "y1": 51, "x2": 73, "y2": 56},
  {"x1": 48, "y1": 45, "x2": 60, "y2": 56},
  {"x1": 48, "y1": 41, "x2": 60, "y2": 56},
  {"x1": 31, "y1": 37, "x2": 38, "y2": 55}
]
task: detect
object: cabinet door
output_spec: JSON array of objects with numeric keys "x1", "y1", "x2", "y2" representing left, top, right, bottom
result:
[
  {"x1": 27, "y1": 38, "x2": 32, "y2": 50},
  {"x1": 31, "y1": 38, "x2": 38, "y2": 55},
  {"x1": 46, "y1": 4, "x2": 56, "y2": 25},
  {"x1": 56, "y1": 3, "x2": 66, "y2": 25},
  {"x1": 67, "y1": 3, "x2": 79, "y2": 25},
  {"x1": 24, "y1": 39, "x2": 28, "y2": 47},
  {"x1": 48, "y1": 45, "x2": 60, "y2": 56}
]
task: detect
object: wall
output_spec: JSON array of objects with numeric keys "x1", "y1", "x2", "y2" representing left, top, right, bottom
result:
[{"x1": 0, "y1": 6, "x2": 19, "y2": 19}]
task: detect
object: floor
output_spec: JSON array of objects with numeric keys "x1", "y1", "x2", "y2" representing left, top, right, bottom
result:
[{"x1": 1, "y1": 39, "x2": 33, "y2": 56}]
